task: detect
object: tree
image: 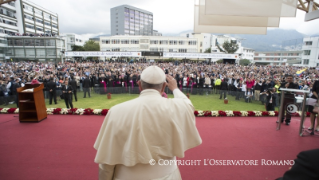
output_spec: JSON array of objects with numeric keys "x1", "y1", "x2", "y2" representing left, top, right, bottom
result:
[
  {"x1": 83, "y1": 40, "x2": 100, "y2": 51},
  {"x1": 71, "y1": 45, "x2": 85, "y2": 51},
  {"x1": 239, "y1": 59, "x2": 251, "y2": 66},
  {"x1": 204, "y1": 47, "x2": 211, "y2": 53},
  {"x1": 217, "y1": 40, "x2": 239, "y2": 54}
]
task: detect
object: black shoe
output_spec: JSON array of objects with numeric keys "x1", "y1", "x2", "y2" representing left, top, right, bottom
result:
[{"x1": 285, "y1": 122, "x2": 290, "y2": 125}]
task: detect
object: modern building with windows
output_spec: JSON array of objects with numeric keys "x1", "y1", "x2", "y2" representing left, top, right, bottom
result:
[
  {"x1": 110, "y1": 5, "x2": 154, "y2": 36},
  {"x1": 254, "y1": 51, "x2": 302, "y2": 66},
  {"x1": 0, "y1": 0, "x2": 59, "y2": 35},
  {"x1": 302, "y1": 36, "x2": 319, "y2": 67},
  {"x1": 100, "y1": 35, "x2": 199, "y2": 54},
  {"x1": 5, "y1": 36, "x2": 65, "y2": 63},
  {"x1": 61, "y1": 33, "x2": 85, "y2": 51}
]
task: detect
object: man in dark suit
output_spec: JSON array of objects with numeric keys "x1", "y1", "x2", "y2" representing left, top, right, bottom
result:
[
  {"x1": 62, "y1": 80, "x2": 73, "y2": 109},
  {"x1": 278, "y1": 75, "x2": 299, "y2": 125},
  {"x1": 69, "y1": 76, "x2": 77, "y2": 102},
  {"x1": 219, "y1": 78, "x2": 228, "y2": 99},
  {"x1": 82, "y1": 75, "x2": 90, "y2": 98},
  {"x1": 47, "y1": 78, "x2": 57, "y2": 105},
  {"x1": 276, "y1": 149, "x2": 319, "y2": 180}
]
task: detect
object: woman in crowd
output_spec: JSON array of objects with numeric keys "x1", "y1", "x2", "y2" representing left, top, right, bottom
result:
[{"x1": 307, "y1": 80, "x2": 319, "y2": 131}]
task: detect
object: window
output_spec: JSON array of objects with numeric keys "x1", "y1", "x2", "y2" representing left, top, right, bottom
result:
[
  {"x1": 0, "y1": 8, "x2": 16, "y2": 18},
  {"x1": 52, "y1": 16, "x2": 58, "y2": 22},
  {"x1": 121, "y1": 40, "x2": 129, "y2": 44},
  {"x1": 150, "y1": 48, "x2": 158, "y2": 51},
  {"x1": 15, "y1": 49, "x2": 25, "y2": 56},
  {"x1": 23, "y1": 4, "x2": 33, "y2": 11},
  {"x1": 140, "y1": 44, "x2": 149, "y2": 49},
  {"x1": 111, "y1": 39, "x2": 120, "y2": 44},
  {"x1": 140, "y1": 39, "x2": 149, "y2": 43},
  {"x1": 35, "y1": 39, "x2": 45, "y2": 46},
  {"x1": 150, "y1": 40, "x2": 158, "y2": 44},
  {"x1": 24, "y1": 14, "x2": 34, "y2": 21},
  {"x1": 36, "y1": 49, "x2": 45, "y2": 56},
  {"x1": 178, "y1": 49, "x2": 187, "y2": 52},
  {"x1": 24, "y1": 39, "x2": 35, "y2": 46},
  {"x1": 46, "y1": 49, "x2": 56, "y2": 56},
  {"x1": 102, "y1": 40, "x2": 110, "y2": 44},
  {"x1": 46, "y1": 39, "x2": 56, "y2": 46},
  {"x1": 131, "y1": 40, "x2": 139, "y2": 44},
  {"x1": 14, "y1": 39, "x2": 23, "y2": 46},
  {"x1": 159, "y1": 40, "x2": 168, "y2": 45},
  {"x1": 112, "y1": 48, "x2": 120, "y2": 52},
  {"x1": 34, "y1": 9, "x2": 42, "y2": 16},
  {"x1": 44, "y1": 13, "x2": 50, "y2": 19},
  {"x1": 36, "y1": 18, "x2": 43, "y2": 24},
  {"x1": 304, "y1": 50, "x2": 311, "y2": 55},
  {"x1": 305, "y1": 41, "x2": 312, "y2": 46},
  {"x1": 303, "y1": 59, "x2": 309, "y2": 65},
  {"x1": 3, "y1": 20, "x2": 17, "y2": 26},
  {"x1": 25, "y1": 49, "x2": 35, "y2": 56},
  {"x1": 36, "y1": 27, "x2": 43, "y2": 32},
  {"x1": 44, "y1": 21, "x2": 51, "y2": 26},
  {"x1": 178, "y1": 41, "x2": 185, "y2": 45},
  {"x1": 25, "y1": 24, "x2": 34, "y2": 29}
]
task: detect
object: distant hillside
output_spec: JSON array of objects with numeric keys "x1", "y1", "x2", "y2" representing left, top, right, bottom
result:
[{"x1": 230, "y1": 29, "x2": 306, "y2": 52}]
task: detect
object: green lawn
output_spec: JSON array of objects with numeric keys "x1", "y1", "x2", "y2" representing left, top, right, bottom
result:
[{"x1": 1, "y1": 91, "x2": 278, "y2": 111}]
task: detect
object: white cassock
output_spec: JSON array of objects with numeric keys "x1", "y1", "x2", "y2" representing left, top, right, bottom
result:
[{"x1": 94, "y1": 89, "x2": 202, "y2": 180}]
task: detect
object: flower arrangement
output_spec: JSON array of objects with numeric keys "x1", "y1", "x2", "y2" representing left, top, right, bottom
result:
[
  {"x1": 233, "y1": 111, "x2": 242, "y2": 117},
  {"x1": 52, "y1": 108, "x2": 62, "y2": 114},
  {"x1": 7, "y1": 108, "x2": 17, "y2": 114},
  {"x1": 0, "y1": 108, "x2": 310, "y2": 117}
]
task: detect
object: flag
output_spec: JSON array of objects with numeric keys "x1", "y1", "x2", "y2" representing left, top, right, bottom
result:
[{"x1": 296, "y1": 68, "x2": 307, "y2": 76}]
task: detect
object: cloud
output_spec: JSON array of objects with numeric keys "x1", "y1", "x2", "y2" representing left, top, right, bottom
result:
[{"x1": 29, "y1": 0, "x2": 319, "y2": 37}]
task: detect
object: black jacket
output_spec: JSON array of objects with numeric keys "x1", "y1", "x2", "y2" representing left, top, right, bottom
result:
[
  {"x1": 220, "y1": 81, "x2": 228, "y2": 90},
  {"x1": 69, "y1": 79, "x2": 77, "y2": 91},
  {"x1": 276, "y1": 149, "x2": 319, "y2": 180},
  {"x1": 82, "y1": 78, "x2": 90, "y2": 88},
  {"x1": 280, "y1": 82, "x2": 299, "y2": 90},
  {"x1": 47, "y1": 81, "x2": 56, "y2": 92},
  {"x1": 62, "y1": 85, "x2": 73, "y2": 94}
]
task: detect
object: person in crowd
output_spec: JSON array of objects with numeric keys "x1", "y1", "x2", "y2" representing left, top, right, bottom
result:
[
  {"x1": 307, "y1": 80, "x2": 319, "y2": 131},
  {"x1": 254, "y1": 79, "x2": 262, "y2": 101},
  {"x1": 82, "y1": 75, "x2": 91, "y2": 98},
  {"x1": 69, "y1": 76, "x2": 78, "y2": 102},
  {"x1": 278, "y1": 75, "x2": 299, "y2": 125},
  {"x1": 47, "y1": 78, "x2": 57, "y2": 105},
  {"x1": 220, "y1": 78, "x2": 228, "y2": 99},
  {"x1": 61, "y1": 80, "x2": 73, "y2": 109},
  {"x1": 264, "y1": 88, "x2": 276, "y2": 111},
  {"x1": 215, "y1": 76, "x2": 221, "y2": 94},
  {"x1": 94, "y1": 66, "x2": 202, "y2": 180}
]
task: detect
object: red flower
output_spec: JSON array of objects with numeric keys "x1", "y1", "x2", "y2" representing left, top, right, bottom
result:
[
  {"x1": 262, "y1": 111, "x2": 269, "y2": 116},
  {"x1": 83, "y1": 108, "x2": 93, "y2": 115},
  {"x1": 52, "y1": 108, "x2": 62, "y2": 114},
  {"x1": 233, "y1": 111, "x2": 242, "y2": 116},
  {"x1": 0, "y1": 108, "x2": 3, "y2": 112},
  {"x1": 7, "y1": 108, "x2": 17, "y2": 114},
  {"x1": 218, "y1": 111, "x2": 226, "y2": 116},
  {"x1": 101, "y1": 109, "x2": 109, "y2": 116},
  {"x1": 274, "y1": 111, "x2": 279, "y2": 116},
  {"x1": 67, "y1": 108, "x2": 78, "y2": 115},
  {"x1": 306, "y1": 112, "x2": 311, "y2": 117},
  {"x1": 194, "y1": 111, "x2": 199, "y2": 116},
  {"x1": 247, "y1": 111, "x2": 255, "y2": 116},
  {"x1": 204, "y1": 111, "x2": 211, "y2": 117}
]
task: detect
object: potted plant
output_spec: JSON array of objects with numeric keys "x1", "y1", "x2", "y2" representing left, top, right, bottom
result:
[
  {"x1": 107, "y1": 93, "x2": 111, "y2": 99},
  {"x1": 224, "y1": 97, "x2": 228, "y2": 104}
]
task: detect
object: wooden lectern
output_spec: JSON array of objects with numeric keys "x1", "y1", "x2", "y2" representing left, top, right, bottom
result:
[{"x1": 17, "y1": 83, "x2": 47, "y2": 122}]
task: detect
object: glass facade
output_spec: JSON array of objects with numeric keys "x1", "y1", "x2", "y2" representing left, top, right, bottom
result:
[{"x1": 123, "y1": 7, "x2": 153, "y2": 36}]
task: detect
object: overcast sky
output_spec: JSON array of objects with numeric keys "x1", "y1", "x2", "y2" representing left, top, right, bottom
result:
[{"x1": 30, "y1": 0, "x2": 319, "y2": 40}]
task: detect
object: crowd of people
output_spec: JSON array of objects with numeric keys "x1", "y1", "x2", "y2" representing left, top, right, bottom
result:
[{"x1": 0, "y1": 61, "x2": 318, "y2": 105}]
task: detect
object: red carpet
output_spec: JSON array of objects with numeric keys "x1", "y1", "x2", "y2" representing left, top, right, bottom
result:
[{"x1": 0, "y1": 114, "x2": 318, "y2": 180}]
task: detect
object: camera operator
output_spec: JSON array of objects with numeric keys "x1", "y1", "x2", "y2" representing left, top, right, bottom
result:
[{"x1": 262, "y1": 88, "x2": 276, "y2": 111}]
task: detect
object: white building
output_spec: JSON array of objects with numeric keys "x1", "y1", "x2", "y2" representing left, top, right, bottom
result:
[
  {"x1": 301, "y1": 36, "x2": 319, "y2": 67},
  {"x1": 61, "y1": 33, "x2": 86, "y2": 51},
  {"x1": 254, "y1": 51, "x2": 302, "y2": 66},
  {"x1": 100, "y1": 35, "x2": 199, "y2": 53},
  {"x1": 0, "y1": 0, "x2": 59, "y2": 35}
]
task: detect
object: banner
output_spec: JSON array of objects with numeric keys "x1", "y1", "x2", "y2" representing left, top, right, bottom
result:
[
  {"x1": 163, "y1": 52, "x2": 238, "y2": 59},
  {"x1": 65, "y1": 51, "x2": 142, "y2": 57}
]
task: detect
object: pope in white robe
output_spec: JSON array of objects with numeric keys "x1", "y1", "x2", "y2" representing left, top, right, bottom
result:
[{"x1": 94, "y1": 66, "x2": 202, "y2": 180}]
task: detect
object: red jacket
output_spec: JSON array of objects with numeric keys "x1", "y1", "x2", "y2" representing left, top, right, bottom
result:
[{"x1": 246, "y1": 80, "x2": 255, "y2": 89}]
